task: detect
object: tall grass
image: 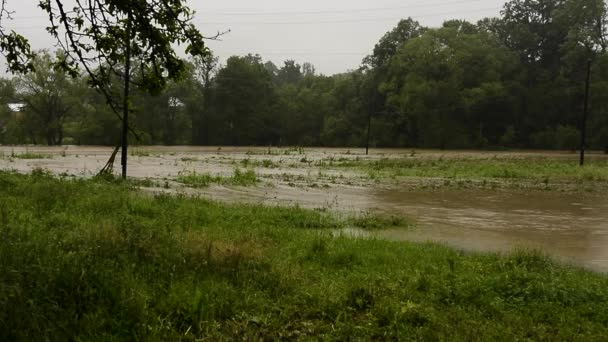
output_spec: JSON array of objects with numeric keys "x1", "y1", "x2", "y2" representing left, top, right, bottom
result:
[
  {"x1": 10, "y1": 152, "x2": 53, "y2": 159},
  {"x1": 177, "y1": 168, "x2": 258, "y2": 188},
  {"x1": 0, "y1": 171, "x2": 607, "y2": 340},
  {"x1": 323, "y1": 157, "x2": 608, "y2": 186}
]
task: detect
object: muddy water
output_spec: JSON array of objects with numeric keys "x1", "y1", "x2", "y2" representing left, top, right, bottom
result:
[
  {"x1": 2, "y1": 146, "x2": 608, "y2": 272},
  {"x1": 367, "y1": 189, "x2": 608, "y2": 272}
]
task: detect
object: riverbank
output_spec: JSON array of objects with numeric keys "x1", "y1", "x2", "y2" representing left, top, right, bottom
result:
[{"x1": 1, "y1": 171, "x2": 607, "y2": 340}]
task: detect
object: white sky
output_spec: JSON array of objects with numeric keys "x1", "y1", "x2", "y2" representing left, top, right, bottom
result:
[{"x1": 1, "y1": 0, "x2": 507, "y2": 75}]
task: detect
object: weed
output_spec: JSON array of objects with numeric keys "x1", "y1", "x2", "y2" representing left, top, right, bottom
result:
[
  {"x1": 231, "y1": 168, "x2": 258, "y2": 186},
  {"x1": 11, "y1": 152, "x2": 52, "y2": 159},
  {"x1": 130, "y1": 149, "x2": 151, "y2": 157},
  {"x1": 177, "y1": 172, "x2": 218, "y2": 188},
  {"x1": 177, "y1": 168, "x2": 258, "y2": 188}
]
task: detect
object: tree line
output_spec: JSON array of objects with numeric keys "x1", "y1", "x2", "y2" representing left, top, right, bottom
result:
[{"x1": 1, "y1": 0, "x2": 607, "y2": 151}]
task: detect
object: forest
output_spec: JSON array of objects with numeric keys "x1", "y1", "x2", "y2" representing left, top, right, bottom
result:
[{"x1": 0, "y1": 0, "x2": 606, "y2": 151}]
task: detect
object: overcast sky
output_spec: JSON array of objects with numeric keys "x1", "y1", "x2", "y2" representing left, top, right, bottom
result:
[{"x1": 2, "y1": 0, "x2": 507, "y2": 75}]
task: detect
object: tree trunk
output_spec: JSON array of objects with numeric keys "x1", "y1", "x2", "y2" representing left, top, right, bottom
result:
[{"x1": 121, "y1": 12, "x2": 132, "y2": 179}]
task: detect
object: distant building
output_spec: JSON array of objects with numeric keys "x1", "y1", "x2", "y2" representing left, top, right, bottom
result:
[
  {"x1": 8, "y1": 103, "x2": 25, "y2": 112},
  {"x1": 7, "y1": 103, "x2": 25, "y2": 119}
]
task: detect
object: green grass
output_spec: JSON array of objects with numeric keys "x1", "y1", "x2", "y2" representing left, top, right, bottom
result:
[
  {"x1": 177, "y1": 168, "x2": 258, "y2": 188},
  {"x1": 1, "y1": 171, "x2": 607, "y2": 340},
  {"x1": 130, "y1": 149, "x2": 151, "y2": 157},
  {"x1": 322, "y1": 157, "x2": 608, "y2": 188},
  {"x1": 10, "y1": 152, "x2": 53, "y2": 159}
]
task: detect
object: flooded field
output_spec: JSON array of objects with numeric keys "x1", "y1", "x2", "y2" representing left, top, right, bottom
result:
[{"x1": 2, "y1": 145, "x2": 608, "y2": 271}]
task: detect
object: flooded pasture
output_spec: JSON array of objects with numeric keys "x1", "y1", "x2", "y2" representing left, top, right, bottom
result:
[{"x1": 2, "y1": 145, "x2": 608, "y2": 272}]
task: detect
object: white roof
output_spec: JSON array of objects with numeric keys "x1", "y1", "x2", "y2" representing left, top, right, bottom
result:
[{"x1": 8, "y1": 103, "x2": 25, "y2": 112}]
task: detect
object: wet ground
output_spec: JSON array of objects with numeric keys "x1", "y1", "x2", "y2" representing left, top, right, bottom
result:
[{"x1": 2, "y1": 145, "x2": 608, "y2": 272}]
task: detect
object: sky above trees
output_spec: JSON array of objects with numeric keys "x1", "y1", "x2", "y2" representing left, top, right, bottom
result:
[{"x1": 1, "y1": 0, "x2": 506, "y2": 75}]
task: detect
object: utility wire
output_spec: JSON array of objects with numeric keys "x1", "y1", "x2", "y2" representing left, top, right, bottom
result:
[
  {"x1": 202, "y1": 0, "x2": 490, "y2": 16},
  {"x1": 194, "y1": 7, "x2": 501, "y2": 25},
  {"x1": 9, "y1": 1, "x2": 498, "y2": 21}
]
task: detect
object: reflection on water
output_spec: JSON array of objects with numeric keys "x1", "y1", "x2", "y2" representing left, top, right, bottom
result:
[{"x1": 369, "y1": 189, "x2": 608, "y2": 272}]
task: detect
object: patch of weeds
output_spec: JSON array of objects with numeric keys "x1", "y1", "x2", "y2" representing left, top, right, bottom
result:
[
  {"x1": 261, "y1": 159, "x2": 277, "y2": 168},
  {"x1": 130, "y1": 149, "x2": 151, "y2": 157},
  {"x1": 230, "y1": 168, "x2": 258, "y2": 186},
  {"x1": 129, "y1": 178, "x2": 156, "y2": 188},
  {"x1": 177, "y1": 168, "x2": 258, "y2": 188},
  {"x1": 348, "y1": 213, "x2": 410, "y2": 230},
  {"x1": 12, "y1": 152, "x2": 52, "y2": 160},
  {"x1": 177, "y1": 172, "x2": 219, "y2": 188}
]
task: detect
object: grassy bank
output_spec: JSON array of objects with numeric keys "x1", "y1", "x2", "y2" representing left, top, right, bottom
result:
[
  {"x1": 1, "y1": 171, "x2": 607, "y2": 340},
  {"x1": 320, "y1": 156, "x2": 608, "y2": 190}
]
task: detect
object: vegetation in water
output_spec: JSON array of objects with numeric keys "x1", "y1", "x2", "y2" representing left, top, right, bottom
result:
[
  {"x1": 0, "y1": 171, "x2": 607, "y2": 340},
  {"x1": 317, "y1": 157, "x2": 608, "y2": 189},
  {"x1": 177, "y1": 168, "x2": 259, "y2": 188}
]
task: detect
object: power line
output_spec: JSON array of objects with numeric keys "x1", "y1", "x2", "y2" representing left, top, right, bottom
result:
[
  {"x1": 202, "y1": 0, "x2": 489, "y2": 16},
  {"x1": 9, "y1": 2, "x2": 500, "y2": 22},
  {"x1": 194, "y1": 7, "x2": 501, "y2": 26},
  {"x1": 3, "y1": 6, "x2": 501, "y2": 31},
  {"x1": 220, "y1": 51, "x2": 368, "y2": 56}
]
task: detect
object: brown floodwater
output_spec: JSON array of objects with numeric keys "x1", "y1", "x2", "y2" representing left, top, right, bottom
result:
[
  {"x1": 368, "y1": 189, "x2": 608, "y2": 272},
  {"x1": 2, "y1": 145, "x2": 608, "y2": 272}
]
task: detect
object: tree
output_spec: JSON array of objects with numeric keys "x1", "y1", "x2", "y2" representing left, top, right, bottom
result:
[
  {"x1": 190, "y1": 53, "x2": 219, "y2": 145},
  {"x1": 0, "y1": 0, "x2": 210, "y2": 178},
  {"x1": 382, "y1": 22, "x2": 516, "y2": 148},
  {"x1": 363, "y1": 18, "x2": 427, "y2": 70},
  {"x1": 211, "y1": 55, "x2": 278, "y2": 145},
  {"x1": 277, "y1": 60, "x2": 302, "y2": 85},
  {"x1": 15, "y1": 51, "x2": 83, "y2": 146},
  {"x1": 0, "y1": 77, "x2": 16, "y2": 143}
]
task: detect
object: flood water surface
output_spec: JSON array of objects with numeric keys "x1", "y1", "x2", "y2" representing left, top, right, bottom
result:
[{"x1": 369, "y1": 189, "x2": 608, "y2": 272}]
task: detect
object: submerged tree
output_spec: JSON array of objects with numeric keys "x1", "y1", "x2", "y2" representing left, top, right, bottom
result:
[{"x1": 0, "y1": 0, "x2": 214, "y2": 178}]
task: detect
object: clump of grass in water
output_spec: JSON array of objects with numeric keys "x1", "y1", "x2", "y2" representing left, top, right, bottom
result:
[
  {"x1": 334, "y1": 157, "x2": 608, "y2": 189},
  {"x1": 176, "y1": 171, "x2": 219, "y2": 187},
  {"x1": 177, "y1": 168, "x2": 258, "y2": 188},
  {"x1": 11, "y1": 152, "x2": 53, "y2": 159},
  {"x1": 347, "y1": 212, "x2": 410, "y2": 230},
  {"x1": 230, "y1": 168, "x2": 257, "y2": 186},
  {"x1": 130, "y1": 149, "x2": 151, "y2": 157}
]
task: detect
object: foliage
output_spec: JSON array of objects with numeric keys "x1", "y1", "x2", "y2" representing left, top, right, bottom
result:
[{"x1": 1, "y1": 1, "x2": 608, "y2": 151}]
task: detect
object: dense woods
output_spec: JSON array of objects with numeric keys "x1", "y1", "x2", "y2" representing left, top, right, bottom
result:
[{"x1": 1, "y1": 0, "x2": 607, "y2": 151}]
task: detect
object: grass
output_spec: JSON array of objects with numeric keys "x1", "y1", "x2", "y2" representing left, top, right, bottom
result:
[
  {"x1": 321, "y1": 157, "x2": 608, "y2": 189},
  {"x1": 177, "y1": 168, "x2": 258, "y2": 188},
  {"x1": 130, "y1": 148, "x2": 151, "y2": 157},
  {"x1": 10, "y1": 152, "x2": 53, "y2": 159},
  {"x1": 1, "y1": 171, "x2": 608, "y2": 340}
]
